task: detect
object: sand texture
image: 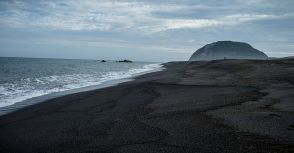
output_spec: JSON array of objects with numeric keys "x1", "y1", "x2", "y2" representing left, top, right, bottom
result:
[{"x1": 0, "y1": 59, "x2": 294, "y2": 153}]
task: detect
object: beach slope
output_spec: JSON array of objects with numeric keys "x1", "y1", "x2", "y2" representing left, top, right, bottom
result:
[{"x1": 0, "y1": 59, "x2": 294, "y2": 153}]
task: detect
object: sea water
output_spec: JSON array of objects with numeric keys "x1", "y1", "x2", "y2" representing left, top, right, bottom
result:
[{"x1": 0, "y1": 57, "x2": 162, "y2": 114}]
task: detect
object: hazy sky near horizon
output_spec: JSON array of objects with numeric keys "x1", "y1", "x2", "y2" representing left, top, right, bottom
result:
[{"x1": 0, "y1": 0, "x2": 294, "y2": 62}]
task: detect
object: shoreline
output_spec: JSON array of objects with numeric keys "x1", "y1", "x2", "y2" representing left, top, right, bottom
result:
[
  {"x1": 0, "y1": 59, "x2": 293, "y2": 153},
  {"x1": 0, "y1": 63, "x2": 164, "y2": 116}
]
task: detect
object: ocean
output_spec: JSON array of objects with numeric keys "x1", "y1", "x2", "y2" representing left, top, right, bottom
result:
[{"x1": 0, "y1": 57, "x2": 162, "y2": 114}]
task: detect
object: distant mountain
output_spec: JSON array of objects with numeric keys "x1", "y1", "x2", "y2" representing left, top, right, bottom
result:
[
  {"x1": 283, "y1": 56, "x2": 294, "y2": 59},
  {"x1": 189, "y1": 41, "x2": 268, "y2": 61}
]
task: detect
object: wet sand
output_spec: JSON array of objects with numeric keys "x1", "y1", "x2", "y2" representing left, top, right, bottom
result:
[{"x1": 0, "y1": 59, "x2": 294, "y2": 153}]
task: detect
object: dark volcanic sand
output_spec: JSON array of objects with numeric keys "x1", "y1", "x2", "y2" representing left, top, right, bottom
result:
[{"x1": 0, "y1": 59, "x2": 294, "y2": 153}]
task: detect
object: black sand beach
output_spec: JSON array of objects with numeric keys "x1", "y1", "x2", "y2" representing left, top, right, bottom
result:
[{"x1": 0, "y1": 59, "x2": 294, "y2": 153}]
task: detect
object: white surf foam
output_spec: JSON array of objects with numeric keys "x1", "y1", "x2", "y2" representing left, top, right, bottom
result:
[{"x1": 0, "y1": 63, "x2": 163, "y2": 108}]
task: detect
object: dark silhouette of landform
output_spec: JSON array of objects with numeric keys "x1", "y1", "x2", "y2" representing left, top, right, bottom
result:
[
  {"x1": 116, "y1": 59, "x2": 133, "y2": 63},
  {"x1": 189, "y1": 41, "x2": 268, "y2": 61}
]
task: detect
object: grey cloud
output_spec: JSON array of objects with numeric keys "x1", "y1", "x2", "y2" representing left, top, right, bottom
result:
[
  {"x1": 1, "y1": 0, "x2": 293, "y2": 33},
  {"x1": 0, "y1": 0, "x2": 293, "y2": 60}
]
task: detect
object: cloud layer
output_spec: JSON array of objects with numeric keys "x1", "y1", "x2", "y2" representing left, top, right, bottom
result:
[
  {"x1": 0, "y1": 0, "x2": 294, "y2": 61},
  {"x1": 1, "y1": 0, "x2": 293, "y2": 33}
]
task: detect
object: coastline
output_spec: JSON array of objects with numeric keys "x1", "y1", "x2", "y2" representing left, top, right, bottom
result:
[
  {"x1": 0, "y1": 63, "x2": 164, "y2": 116},
  {"x1": 0, "y1": 59, "x2": 294, "y2": 153}
]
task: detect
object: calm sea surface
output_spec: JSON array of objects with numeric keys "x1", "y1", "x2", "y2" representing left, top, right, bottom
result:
[{"x1": 0, "y1": 57, "x2": 161, "y2": 109}]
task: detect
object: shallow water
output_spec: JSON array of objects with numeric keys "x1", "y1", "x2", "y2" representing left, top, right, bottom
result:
[{"x1": 0, "y1": 57, "x2": 161, "y2": 108}]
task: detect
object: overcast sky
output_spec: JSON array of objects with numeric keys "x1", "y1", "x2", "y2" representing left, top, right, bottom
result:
[{"x1": 0, "y1": 0, "x2": 294, "y2": 62}]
